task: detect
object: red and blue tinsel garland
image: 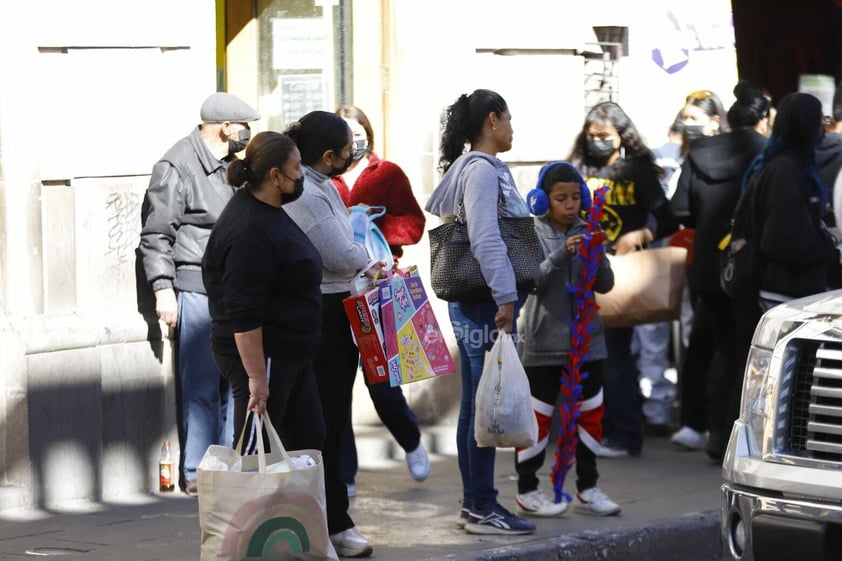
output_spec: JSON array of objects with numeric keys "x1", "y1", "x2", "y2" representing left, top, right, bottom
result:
[{"x1": 550, "y1": 185, "x2": 609, "y2": 504}]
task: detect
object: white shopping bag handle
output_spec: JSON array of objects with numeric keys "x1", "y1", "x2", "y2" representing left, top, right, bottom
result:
[{"x1": 236, "y1": 411, "x2": 293, "y2": 473}]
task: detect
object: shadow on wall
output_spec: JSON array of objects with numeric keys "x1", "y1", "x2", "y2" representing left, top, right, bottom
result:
[
  {"x1": 17, "y1": 340, "x2": 176, "y2": 511},
  {"x1": 135, "y1": 247, "x2": 164, "y2": 363}
]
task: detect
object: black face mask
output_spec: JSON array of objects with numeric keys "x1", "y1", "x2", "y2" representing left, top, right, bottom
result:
[
  {"x1": 280, "y1": 173, "x2": 305, "y2": 204},
  {"x1": 586, "y1": 138, "x2": 616, "y2": 159},
  {"x1": 328, "y1": 151, "x2": 354, "y2": 177},
  {"x1": 351, "y1": 139, "x2": 369, "y2": 162},
  {"x1": 683, "y1": 125, "x2": 705, "y2": 143},
  {"x1": 229, "y1": 128, "x2": 251, "y2": 155}
]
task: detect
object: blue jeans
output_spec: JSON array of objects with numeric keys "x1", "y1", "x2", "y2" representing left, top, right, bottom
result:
[
  {"x1": 603, "y1": 326, "x2": 643, "y2": 454},
  {"x1": 177, "y1": 291, "x2": 234, "y2": 482},
  {"x1": 632, "y1": 321, "x2": 674, "y2": 426},
  {"x1": 448, "y1": 298, "x2": 521, "y2": 512}
]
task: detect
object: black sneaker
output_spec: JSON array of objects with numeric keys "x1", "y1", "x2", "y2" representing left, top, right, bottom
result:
[{"x1": 465, "y1": 503, "x2": 536, "y2": 535}]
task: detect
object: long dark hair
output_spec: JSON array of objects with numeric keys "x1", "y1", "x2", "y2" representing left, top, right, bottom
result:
[
  {"x1": 438, "y1": 89, "x2": 507, "y2": 173},
  {"x1": 742, "y1": 92, "x2": 825, "y2": 202},
  {"x1": 284, "y1": 111, "x2": 350, "y2": 166},
  {"x1": 227, "y1": 131, "x2": 297, "y2": 191},
  {"x1": 567, "y1": 101, "x2": 659, "y2": 180}
]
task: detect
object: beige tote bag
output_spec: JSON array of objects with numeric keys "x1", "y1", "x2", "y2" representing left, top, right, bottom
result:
[
  {"x1": 595, "y1": 246, "x2": 687, "y2": 328},
  {"x1": 197, "y1": 412, "x2": 338, "y2": 561}
]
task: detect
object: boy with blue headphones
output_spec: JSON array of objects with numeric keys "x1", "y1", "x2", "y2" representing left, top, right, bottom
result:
[{"x1": 513, "y1": 162, "x2": 621, "y2": 517}]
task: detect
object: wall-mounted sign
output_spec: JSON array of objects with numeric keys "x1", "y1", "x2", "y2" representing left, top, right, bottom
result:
[
  {"x1": 272, "y1": 18, "x2": 328, "y2": 70},
  {"x1": 799, "y1": 74, "x2": 836, "y2": 118},
  {"x1": 280, "y1": 74, "x2": 327, "y2": 125}
]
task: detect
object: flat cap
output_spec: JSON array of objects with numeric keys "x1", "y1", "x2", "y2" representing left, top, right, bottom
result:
[{"x1": 200, "y1": 92, "x2": 260, "y2": 123}]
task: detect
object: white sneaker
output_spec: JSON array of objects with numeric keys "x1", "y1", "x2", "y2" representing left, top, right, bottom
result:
[
  {"x1": 515, "y1": 489, "x2": 568, "y2": 517},
  {"x1": 671, "y1": 426, "x2": 706, "y2": 451},
  {"x1": 575, "y1": 487, "x2": 621, "y2": 516},
  {"x1": 329, "y1": 527, "x2": 373, "y2": 558},
  {"x1": 595, "y1": 444, "x2": 630, "y2": 458},
  {"x1": 405, "y1": 443, "x2": 430, "y2": 481}
]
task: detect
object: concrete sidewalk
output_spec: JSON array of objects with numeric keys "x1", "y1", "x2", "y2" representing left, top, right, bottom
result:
[{"x1": 0, "y1": 426, "x2": 723, "y2": 560}]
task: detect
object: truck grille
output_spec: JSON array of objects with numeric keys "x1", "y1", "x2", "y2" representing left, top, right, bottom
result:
[{"x1": 789, "y1": 341, "x2": 842, "y2": 461}]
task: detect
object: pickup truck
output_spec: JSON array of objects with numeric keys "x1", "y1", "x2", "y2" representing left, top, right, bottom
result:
[{"x1": 721, "y1": 289, "x2": 842, "y2": 560}]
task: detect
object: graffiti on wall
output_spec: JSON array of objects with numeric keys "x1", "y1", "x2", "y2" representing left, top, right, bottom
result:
[{"x1": 104, "y1": 191, "x2": 141, "y2": 268}]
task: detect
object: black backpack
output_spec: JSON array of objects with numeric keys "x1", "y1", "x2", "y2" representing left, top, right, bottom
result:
[{"x1": 720, "y1": 181, "x2": 761, "y2": 297}]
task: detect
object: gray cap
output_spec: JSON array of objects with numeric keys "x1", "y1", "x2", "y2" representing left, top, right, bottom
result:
[{"x1": 200, "y1": 92, "x2": 260, "y2": 123}]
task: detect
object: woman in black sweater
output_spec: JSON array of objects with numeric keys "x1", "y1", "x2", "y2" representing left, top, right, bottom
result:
[{"x1": 202, "y1": 131, "x2": 326, "y2": 453}]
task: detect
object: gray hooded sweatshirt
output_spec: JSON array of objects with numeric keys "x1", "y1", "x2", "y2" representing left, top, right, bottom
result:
[
  {"x1": 519, "y1": 215, "x2": 614, "y2": 366},
  {"x1": 426, "y1": 152, "x2": 529, "y2": 305}
]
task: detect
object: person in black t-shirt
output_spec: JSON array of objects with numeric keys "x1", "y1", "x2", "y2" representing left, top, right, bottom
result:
[
  {"x1": 202, "y1": 131, "x2": 326, "y2": 456},
  {"x1": 567, "y1": 102, "x2": 680, "y2": 458}
]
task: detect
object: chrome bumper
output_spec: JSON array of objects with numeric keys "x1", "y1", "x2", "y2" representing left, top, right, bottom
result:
[{"x1": 721, "y1": 483, "x2": 842, "y2": 561}]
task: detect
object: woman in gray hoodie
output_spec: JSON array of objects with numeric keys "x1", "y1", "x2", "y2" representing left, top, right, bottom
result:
[{"x1": 426, "y1": 89, "x2": 535, "y2": 536}]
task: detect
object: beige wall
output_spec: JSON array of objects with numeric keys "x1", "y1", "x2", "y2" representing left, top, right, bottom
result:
[
  {"x1": 0, "y1": 0, "x2": 216, "y2": 511},
  {"x1": 362, "y1": 0, "x2": 737, "y2": 201}
]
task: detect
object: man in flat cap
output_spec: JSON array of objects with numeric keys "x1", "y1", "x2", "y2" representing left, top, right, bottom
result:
[{"x1": 139, "y1": 92, "x2": 260, "y2": 496}]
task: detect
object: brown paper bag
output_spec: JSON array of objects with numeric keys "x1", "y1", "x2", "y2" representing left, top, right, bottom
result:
[{"x1": 595, "y1": 246, "x2": 687, "y2": 328}]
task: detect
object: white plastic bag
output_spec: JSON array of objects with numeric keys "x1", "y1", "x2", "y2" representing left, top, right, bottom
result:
[{"x1": 474, "y1": 332, "x2": 538, "y2": 447}]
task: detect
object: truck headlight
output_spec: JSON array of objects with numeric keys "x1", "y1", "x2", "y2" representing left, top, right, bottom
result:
[
  {"x1": 740, "y1": 346, "x2": 772, "y2": 455},
  {"x1": 739, "y1": 311, "x2": 799, "y2": 456},
  {"x1": 752, "y1": 312, "x2": 798, "y2": 350}
]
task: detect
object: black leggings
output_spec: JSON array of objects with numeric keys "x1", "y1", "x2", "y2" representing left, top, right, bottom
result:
[
  {"x1": 313, "y1": 292, "x2": 361, "y2": 535},
  {"x1": 213, "y1": 352, "x2": 326, "y2": 456}
]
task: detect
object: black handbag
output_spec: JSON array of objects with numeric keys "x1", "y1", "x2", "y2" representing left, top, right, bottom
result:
[{"x1": 428, "y1": 191, "x2": 542, "y2": 302}]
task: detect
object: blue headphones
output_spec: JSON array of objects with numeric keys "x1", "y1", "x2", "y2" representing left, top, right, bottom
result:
[{"x1": 526, "y1": 161, "x2": 591, "y2": 216}]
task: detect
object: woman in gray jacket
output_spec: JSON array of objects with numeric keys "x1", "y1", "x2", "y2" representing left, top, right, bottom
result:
[
  {"x1": 514, "y1": 162, "x2": 620, "y2": 518},
  {"x1": 283, "y1": 111, "x2": 382, "y2": 558},
  {"x1": 426, "y1": 89, "x2": 535, "y2": 536}
]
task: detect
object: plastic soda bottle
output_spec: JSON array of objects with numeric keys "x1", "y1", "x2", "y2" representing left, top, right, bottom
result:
[{"x1": 159, "y1": 441, "x2": 175, "y2": 492}]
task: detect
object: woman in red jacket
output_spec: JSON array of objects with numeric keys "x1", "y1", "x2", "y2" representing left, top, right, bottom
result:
[
  {"x1": 332, "y1": 105, "x2": 430, "y2": 498},
  {"x1": 333, "y1": 105, "x2": 426, "y2": 261}
]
